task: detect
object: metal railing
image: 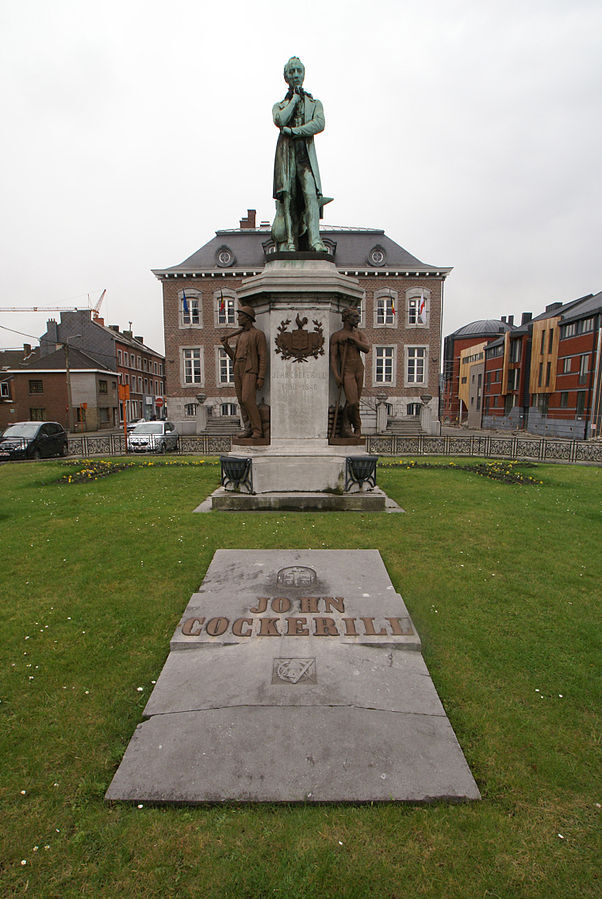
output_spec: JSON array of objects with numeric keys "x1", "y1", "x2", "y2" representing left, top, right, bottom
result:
[{"x1": 66, "y1": 433, "x2": 602, "y2": 464}]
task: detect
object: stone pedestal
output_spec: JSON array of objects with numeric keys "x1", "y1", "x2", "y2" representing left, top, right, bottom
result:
[{"x1": 214, "y1": 257, "x2": 380, "y2": 509}]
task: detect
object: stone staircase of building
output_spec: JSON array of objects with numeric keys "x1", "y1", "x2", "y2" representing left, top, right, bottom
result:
[
  {"x1": 386, "y1": 417, "x2": 424, "y2": 435},
  {"x1": 202, "y1": 416, "x2": 241, "y2": 435}
]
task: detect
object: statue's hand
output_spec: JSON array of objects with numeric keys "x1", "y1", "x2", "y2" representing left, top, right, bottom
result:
[
  {"x1": 282, "y1": 126, "x2": 293, "y2": 136},
  {"x1": 220, "y1": 336, "x2": 229, "y2": 346},
  {"x1": 334, "y1": 374, "x2": 343, "y2": 387},
  {"x1": 257, "y1": 378, "x2": 264, "y2": 389}
]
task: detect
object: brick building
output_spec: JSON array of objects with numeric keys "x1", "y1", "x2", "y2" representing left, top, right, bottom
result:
[
  {"x1": 154, "y1": 211, "x2": 451, "y2": 434},
  {"x1": 482, "y1": 292, "x2": 601, "y2": 438},
  {"x1": 0, "y1": 346, "x2": 119, "y2": 431},
  {"x1": 441, "y1": 319, "x2": 512, "y2": 424},
  {"x1": 40, "y1": 310, "x2": 165, "y2": 424}
]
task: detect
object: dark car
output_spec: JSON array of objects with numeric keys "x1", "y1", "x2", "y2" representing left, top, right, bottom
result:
[{"x1": 0, "y1": 421, "x2": 68, "y2": 461}]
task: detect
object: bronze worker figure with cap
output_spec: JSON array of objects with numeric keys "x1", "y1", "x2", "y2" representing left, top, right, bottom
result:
[
  {"x1": 272, "y1": 57, "x2": 332, "y2": 253},
  {"x1": 221, "y1": 307, "x2": 267, "y2": 439}
]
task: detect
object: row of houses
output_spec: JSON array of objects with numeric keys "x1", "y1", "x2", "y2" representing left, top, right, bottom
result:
[
  {"x1": 442, "y1": 291, "x2": 602, "y2": 439},
  {"x1": 0, "y1": 312, "x2": 166, "y2": 432}
]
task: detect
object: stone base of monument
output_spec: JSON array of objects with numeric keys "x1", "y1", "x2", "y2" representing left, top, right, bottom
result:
[
  {"x1": 105, "y1": 551, "x2": 480, "y2": 804},
  {"x1": 209, "y1": 487, "x2": 387, "y2": 512},
  {"x1": 214, "y1": 440, "x2": 383, "y2": 511}
]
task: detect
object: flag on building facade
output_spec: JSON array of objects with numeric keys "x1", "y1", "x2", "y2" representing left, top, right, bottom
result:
[
  {"x1": 182, "y1": 291, "x2": 189, "y2": 315},
  {"x1": 417, "y1": 291, "x2": 426, "y2": 323}
]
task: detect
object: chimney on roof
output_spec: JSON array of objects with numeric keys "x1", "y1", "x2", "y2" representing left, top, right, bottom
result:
[
  {"x1": 239, "y1": 209, "x2": 256, "y2": 230},
  {"x1": 521, "y1": 312, "x2": 532, "y2": 325},
  {"x1": 123, "y1": 330, "x2": 133, "y2": 339},
  {"x1": 109, "y1": 325, "x2": 119, "y2": 332},
  {"x1": 23, "y1": 343, "x2": 31, "y2": 356},
  {"x1": 135, "y1": 336, "x2": 143, "y2": 344},
  {"x1": 545, "y1": 302, "x2": 563, "y2": 312},
  {"x1": 501, "y1": 315, "x2": 506, "y2": 323},
  {"x1": 508, "y1": 315, "x2": 514, "y2": 326}
]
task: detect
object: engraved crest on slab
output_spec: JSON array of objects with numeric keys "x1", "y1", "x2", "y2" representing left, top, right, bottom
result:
[
  {"x1": 272, "y1": 658, "x2": 317, "y2": 685},
  {"x1": 275, "y1": 314, "x2": 324, "y2": 363},
  {"x1": 276, "y1": 566, "x2": 317, "y2": 587}
]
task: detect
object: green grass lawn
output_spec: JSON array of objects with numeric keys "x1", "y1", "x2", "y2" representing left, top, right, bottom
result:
[{"x1": 0, "y1": 457, "x2": 600, "y2": 898}]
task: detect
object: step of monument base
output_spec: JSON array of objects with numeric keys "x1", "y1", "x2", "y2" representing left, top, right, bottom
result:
[{"x1": 209, "y1": 488, "x2": 387, "y2": 512}]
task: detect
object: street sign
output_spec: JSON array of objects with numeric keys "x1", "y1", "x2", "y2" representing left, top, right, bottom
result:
[{"x1": 155, "y1": 396, "x2": 164, "y2": 407}]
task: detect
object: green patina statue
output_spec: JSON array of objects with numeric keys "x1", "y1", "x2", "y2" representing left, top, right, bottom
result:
[{"x1": 272, "y1": 57, "x2": 332, "y2": 253}]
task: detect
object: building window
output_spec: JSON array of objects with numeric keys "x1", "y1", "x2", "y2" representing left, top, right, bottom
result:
[
  {"x1": 99, "y1": 380, "x2": 108, "y2": 394},
  {"x1": 406, "y1": 346, "x2": 427, "y2": 385},
  {"x1": 118, "y1": 350, "x2": 122, "y2": 364},
  {"x1": 563, "y1": 357, "x2": 572, "y2": 374},
  {"x1": 406, "y1": 289, "x2": 429, "y2": 326},
  {"x1": 407, "y1": 402, "x2": 422, "y2": 416},
  {"x1": 137, "y1": 356, "x2": 142, "y2": 370},
  {"x1": 99, "y1": 407, "x2": 110, "y2": 424},
  {"x1": 374, "y1": 346, "x2": 395, "y2": 384},
  {"x1": 545, "y1": 361, "x2": 551, "y2": 387},
  {"x1": 181, "y1": 290, "x2": 201, "y2": 327},
  {"x1": 510, "y1": 341, "x2": 521, "y2": 363},
  {"x1": 184, "y1": 403, "x2": 197, "y2": 416},
  {"x1": 123, "y1": 352, "x2": 129, "y2": 366},
  {"x1": 143, "y1": 379, "x2": 148, "y2": 393},
  {"x1": 579, "y1": 355, "x2": 589, "y2": 385},
  {"x1": 221, "y1": 403, "x2": 238, "y2": 416},
  {"x1": 182, "y1": 348, "x2": 203, "y2": 385},
  {"x1": 138, "y1": 377, "x2": 143, "y2": 392},
  {"x1": 0, "y1": 381, "x2": 10, "y2": 398},
  {"x1": 373, "y1": 290, "x2": 397, "y2": 327},
  {"x1": 560, "y1": 392, "x2": 569, "y2": 408},
  {"x1": 29, "y1": 379, "x2": 43, "y2": 394},
  {"x1": 216, "y1": 290, "x2": 236, "y2": 326},
  {"x1": 29, "y1": 407, "x2": 45, "y2": 420},
  {"x1": 218, "y1": 348, "x2": 234, "y2": 384},
  {"x1": 548, "y1": 329, "x2": 554, "y2": 353},
  {"x1": 536, "y1": 394, "x2": 549, "y2": 415},
  {"x1": 576, "y1": 391, "x2": 586, "y2": 416}
]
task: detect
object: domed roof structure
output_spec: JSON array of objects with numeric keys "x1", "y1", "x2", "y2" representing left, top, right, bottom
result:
[{"x1": 453, "y1": 319, "x2": 511, "y2": 338}]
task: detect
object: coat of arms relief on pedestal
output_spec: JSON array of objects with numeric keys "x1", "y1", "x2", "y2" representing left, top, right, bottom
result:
[{"x1": 275, "y1": 314, "x2": 325, "y2": 363}]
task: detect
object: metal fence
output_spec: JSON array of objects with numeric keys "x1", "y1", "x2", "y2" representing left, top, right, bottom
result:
[{"x1": 66, "y1": 432, "x2": 602, "y2": 464}]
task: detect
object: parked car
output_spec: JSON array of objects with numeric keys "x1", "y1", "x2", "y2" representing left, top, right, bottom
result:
[
  {"x1": 0, "y1": 421, "x2": 68, "y2": 461},
  {"x1": 127, "y1": 420, "x2": 179, "y2": 454}
]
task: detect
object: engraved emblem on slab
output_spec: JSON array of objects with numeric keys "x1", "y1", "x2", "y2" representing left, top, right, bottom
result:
[
  {"x1": 275, "y1": 314, "x2": 324, "y2": 363},
  {"x1": 276, "y1": 566, "x2": 317, "y2": 587},
  {"x1": 272, "y1": 658, "x2": 317, "y2": 684}
]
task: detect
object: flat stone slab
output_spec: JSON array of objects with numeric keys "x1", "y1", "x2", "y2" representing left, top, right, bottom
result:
[{"x1": 106, "y1": 550, "x2": 480, "y2": 804}]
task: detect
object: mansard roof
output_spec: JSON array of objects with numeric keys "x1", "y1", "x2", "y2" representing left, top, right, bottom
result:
[{"x1": 152, "y1": 226, "x2": 452, "y2": 277}]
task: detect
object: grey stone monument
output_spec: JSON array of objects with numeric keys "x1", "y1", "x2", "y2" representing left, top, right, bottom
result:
[{"x1": 106, "y1": 551, "x2": 481, "y2": 803}]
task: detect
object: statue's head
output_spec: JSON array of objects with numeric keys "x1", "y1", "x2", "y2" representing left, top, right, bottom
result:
[
  {"x1": 342, "y1": 307, "x2": 360, "y2": 327},
  {"x1": 283, "y1": 57, "x2": 305, "y2": 88},
  {"x1": 237, "y1": 305, "x2": 256, "y2": 324}
]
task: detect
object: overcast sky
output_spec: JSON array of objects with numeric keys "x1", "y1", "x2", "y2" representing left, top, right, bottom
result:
[{"x1": 1, "y1": 0, "x2": 601, "y2": 354}]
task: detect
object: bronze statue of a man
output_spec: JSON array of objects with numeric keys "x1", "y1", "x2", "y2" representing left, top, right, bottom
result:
[
  {"x1": 221, "y1": 306, "x2": 267, "y2": 439},
  {"x1": 330, "y1": 307, "x2": 370, "y2": 437},
  {"x1": 272, "y1": 57, "x2": 332, "y2": 253}
]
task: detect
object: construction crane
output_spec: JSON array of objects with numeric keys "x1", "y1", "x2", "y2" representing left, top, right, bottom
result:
[{"x1": 0, "y1": 289, "x2": 107, "y2": 315}]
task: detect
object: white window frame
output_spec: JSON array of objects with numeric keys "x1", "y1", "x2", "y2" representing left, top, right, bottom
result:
[
  {"x1": 216, "y1": 347, "x2": 235, "y2": 385},
  {"x1": 373, "y1": 289, "x2": 398, "y2": 328},
  {"x1": 373, "y1": 345, "x2": 396, "y2": 386},
  {"x1": 181, "y1": 347, "x2": 204, "y2": 386},
  {"x1": 214, "y1": 289, "x2": 237, "y2": 327},
  {"x1": 405, "y1": 345, "x2": 428, "y2": 387},
  {"x1": 0, "y1": 381, "x2": 10, "y2": 398},
  {"x1": 179, "y1": 289, "x2": 202, "y2": 328},
  {"x1": 406, "y1": 288, "x2": 430, "y2": 328}
]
